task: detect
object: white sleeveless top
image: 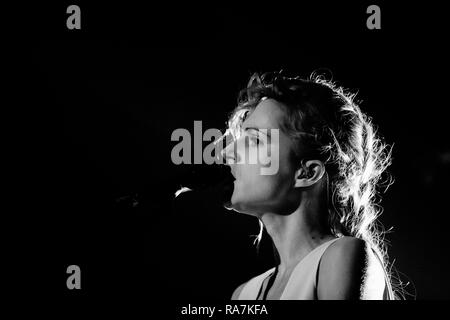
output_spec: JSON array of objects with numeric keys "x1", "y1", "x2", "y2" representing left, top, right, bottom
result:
[{"x1": 238, "y1": 238, "x2": 340, "y2": 300}]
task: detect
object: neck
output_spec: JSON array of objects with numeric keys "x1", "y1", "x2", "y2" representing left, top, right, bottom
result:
[{"x1": 260, "y1": 199, "x2": 334, "y2": 277}]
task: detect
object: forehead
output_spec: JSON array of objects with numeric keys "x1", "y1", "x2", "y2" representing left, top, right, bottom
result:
[{"x1": 242, "y1": 98, "x2": 286, "y2": 129}]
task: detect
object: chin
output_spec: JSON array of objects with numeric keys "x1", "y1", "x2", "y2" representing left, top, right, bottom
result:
[
  {"x1": 230, "y1": 196, "x2": 261, "y2": 216},
  {"x1": 229, "y1": 195, "x2": 249, "y2": 214}
]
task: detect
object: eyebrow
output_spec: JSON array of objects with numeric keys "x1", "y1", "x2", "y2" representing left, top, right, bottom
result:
[{"x1": 244, "y1": 127, "x2": 271, "y2": 138}]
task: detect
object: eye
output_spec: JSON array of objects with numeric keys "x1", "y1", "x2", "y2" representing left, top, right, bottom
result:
[
  {"x1": 242, "y1": 110, "x2": 250, "y2": 122},
  {"x1": 249, "y1": 135, "x2": 262, "y2": 146}
]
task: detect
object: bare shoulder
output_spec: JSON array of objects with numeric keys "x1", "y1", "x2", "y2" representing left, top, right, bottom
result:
[
  {"x1": 231, "y1": 281, "x2": 248, "y2": 300},
  {"x1": 325, "y1": 236, "x2": 367, "y2": 259},
  {"x1": 320, "y1": 236, "x2": 368, "y2": 276},
  {"x1": 318, "y1": 236, "x2": 368, "y2": 299}
]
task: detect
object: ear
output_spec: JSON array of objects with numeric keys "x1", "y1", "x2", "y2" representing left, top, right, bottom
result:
[{"x1": 294, "y1": 160, "x2": 326, "y2": 188}]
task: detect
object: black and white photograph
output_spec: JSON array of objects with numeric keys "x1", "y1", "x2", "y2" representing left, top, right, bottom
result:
[{"x1": 20, "y1": 1, "x2": 450, "y2": 316}]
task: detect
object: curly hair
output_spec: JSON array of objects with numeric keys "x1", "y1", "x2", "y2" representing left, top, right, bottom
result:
[{"x1": 224, "y1": 70, "x2": 400, "y2": 299}]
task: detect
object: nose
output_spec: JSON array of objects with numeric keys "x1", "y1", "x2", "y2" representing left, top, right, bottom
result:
[{"x1": 222, "y1": 140, "x2": 239, "y2": 179}]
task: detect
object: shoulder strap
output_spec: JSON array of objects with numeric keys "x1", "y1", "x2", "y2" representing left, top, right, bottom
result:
[
  {"x1": 282, "y1": 237, "x2": 340, "y2": 299},
  {"x1": 238, "y1": 267, "x2": 276, "y2": 300}
]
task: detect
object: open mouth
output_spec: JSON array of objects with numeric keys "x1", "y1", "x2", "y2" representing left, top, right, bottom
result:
[{"x1": 229, "y1": 166, "x2": 237, "y2": 180}]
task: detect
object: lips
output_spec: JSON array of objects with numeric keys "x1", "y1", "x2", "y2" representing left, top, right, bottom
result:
[{"x1": 229, "y1": 166, "x2": 237, "y2": 180}]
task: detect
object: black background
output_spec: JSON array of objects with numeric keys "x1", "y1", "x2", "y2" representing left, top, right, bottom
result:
[{"x1": 19, "y1": 0, "x2": 450, "y2": 309}]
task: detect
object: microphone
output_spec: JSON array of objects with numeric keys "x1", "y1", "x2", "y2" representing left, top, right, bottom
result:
[
  {"x1": 113, "y1": 164, "x2": 234, "y2": 213},
  {"x1": 173, "y1": 164, "x2": 235, "y2": 209}
]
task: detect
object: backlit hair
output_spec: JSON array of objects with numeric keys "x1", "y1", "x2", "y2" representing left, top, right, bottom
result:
[{"x1": 225, "y1": 70, "x2": 403, "y2": 299}]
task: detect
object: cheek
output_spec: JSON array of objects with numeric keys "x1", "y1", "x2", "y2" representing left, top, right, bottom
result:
[
  {"x1": 231, "y1": 136, "x2": 297, "y2": 211},
  {"x1": 232, "y1": 164, "x2": 293, "y2": 206}
]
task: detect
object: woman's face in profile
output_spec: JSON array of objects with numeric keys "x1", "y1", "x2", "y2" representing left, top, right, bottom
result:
[{"x1": 225, "y1": 98, "x2": 302, "y2": 216}]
